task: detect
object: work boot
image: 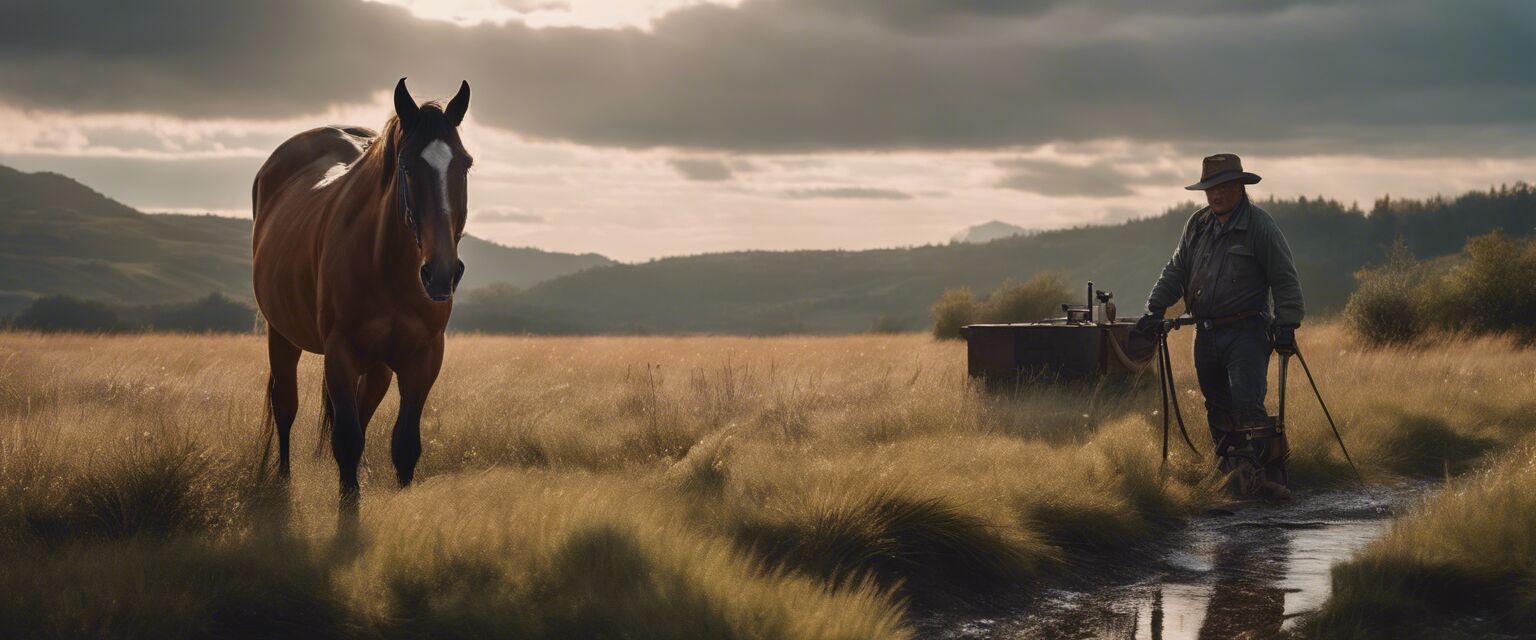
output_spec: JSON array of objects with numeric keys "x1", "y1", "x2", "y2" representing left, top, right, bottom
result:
[
  {"x1": 1219, "y1": 454, "x2": 1263, "y2": 499},
  {"x1": 1257, "y1": 480, "x2": 1292, "y2": 501}
]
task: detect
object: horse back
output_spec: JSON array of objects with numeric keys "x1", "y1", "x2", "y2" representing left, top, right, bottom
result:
[
  {"x1": 252, "y1": 126, "x2": 378, "y2": 353},
  {"x1": 253, "y1": 126, "x2": 376, "y2": 220}
]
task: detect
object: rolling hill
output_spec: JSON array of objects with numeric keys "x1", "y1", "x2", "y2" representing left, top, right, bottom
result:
[
  {"x1": 5, "y1": 163, "x2": 1532, "y2": 335},
  {"x1": 484, "y1": 187, "x2": 1536, "y2": 334},
  {"x1": 0, "y1": 164, "x2": 613, "y2": 315}
]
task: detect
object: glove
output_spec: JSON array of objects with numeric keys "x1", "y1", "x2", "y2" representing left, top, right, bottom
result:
[
  {"x1": 1271, "y1": 325, "x2": 1297, "y2": 356},
  {"x1": 1135, "y1": 312, "x2": 1164, "y2": 337}
]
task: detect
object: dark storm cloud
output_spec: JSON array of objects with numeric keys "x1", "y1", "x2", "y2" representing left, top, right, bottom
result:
[
  {"x1": 781, "y1": 187, "x2": 914, "y2": 200},
  {"x1": 668, "y1": 157, "x2": 735, "y2": 181},
  {"x1": 994, "y1": 159, "x2": 1178, "y2": 197},
  {"x1": 1, "y1": 0, "x2": 1533, "y2": 155}
]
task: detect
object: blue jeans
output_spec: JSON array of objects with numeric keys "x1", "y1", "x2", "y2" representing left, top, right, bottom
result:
[{"x1": 1193, "y1": 316, "x2": 1272, "y2": 440}]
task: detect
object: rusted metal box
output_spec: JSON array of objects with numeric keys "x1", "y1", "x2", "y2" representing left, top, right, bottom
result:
[{"x1": 960, "y1": 321, "x2": 1155, "y2": 387}]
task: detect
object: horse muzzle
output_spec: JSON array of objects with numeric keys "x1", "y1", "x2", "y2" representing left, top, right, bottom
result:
[{"x1": 420, "y1": 259, "x2": 465, "y2": 302}]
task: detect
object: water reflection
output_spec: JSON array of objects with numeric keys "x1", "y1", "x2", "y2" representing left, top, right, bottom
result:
[
  {"x1": 1168, "y1": 522, "x2": 1290, "y2": 639},
  {"x1": 956, "y1": 491, "x2": 1406, "y2": 640}
]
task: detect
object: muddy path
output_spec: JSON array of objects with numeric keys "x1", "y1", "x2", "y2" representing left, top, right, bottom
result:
[{"x1": 923, "y1": 482, "x2": 1432, "y2": 640}]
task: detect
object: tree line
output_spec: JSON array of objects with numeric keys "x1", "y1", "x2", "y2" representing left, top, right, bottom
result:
[{"x1": 6, "y1": 292, "x2": 258, "y2": 334}]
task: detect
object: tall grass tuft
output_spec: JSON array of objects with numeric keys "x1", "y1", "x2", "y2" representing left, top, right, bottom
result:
[
  {"x1": 736, "y1": 485, "x2": 1037, "y2": 600},
  {"x1": 1307, "y1": 442, "x2": 1536, "y2": 637}
]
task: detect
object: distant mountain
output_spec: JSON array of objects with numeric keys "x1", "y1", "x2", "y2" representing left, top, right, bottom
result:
[
  {"x1": 455, "y1": 237, "x2": 612, "y2": 293},
  {"x1": 952, "y1": 220, "x2": 1039, "y2": 244},
  {"x1": 482, "y1": 186, "x2": 1536, "y2": 334},
  {"x1": 0, "y1": 165, "x2": 613, "y2": 315}
]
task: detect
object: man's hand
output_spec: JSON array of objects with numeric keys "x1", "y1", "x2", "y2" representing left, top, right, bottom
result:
[
  {"x1": 1135, "y1": 312, "x2": 1164, "y2": 337},
  {"x1": 1272, "y1": 325, "x2": 1297, "y2": 356}
]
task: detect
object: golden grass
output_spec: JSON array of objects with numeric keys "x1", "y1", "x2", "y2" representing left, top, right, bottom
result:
[
  {"x1": 1306, "y1": 441, "x2": 1536, "y2": 638},
  {"x1": 0, "y1": 324, "x2": 1532, "y2": 638}
]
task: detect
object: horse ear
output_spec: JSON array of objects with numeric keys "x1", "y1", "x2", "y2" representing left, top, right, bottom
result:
[
  {"x1": 445, "y1": 80, "x2": 470, "y2": 127},
  {"x1": 394, "y1": 78, "x2": 420, "y2": 130}
]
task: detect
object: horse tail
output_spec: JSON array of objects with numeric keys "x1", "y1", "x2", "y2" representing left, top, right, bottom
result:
[
  {"x1": 315, "y1": 378, "x2": 335, "y2": 458},
  {"x1": 257, "y1": 375, "x2": 277, "y2": 477}
]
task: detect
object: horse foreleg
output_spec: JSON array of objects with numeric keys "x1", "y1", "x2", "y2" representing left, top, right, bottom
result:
[
  {"x1": 322, "y1": 346, "x2": 365, "y2": 506},
  {"x1": 266, "y1": 330, "x2": 302, "y2": 479},
  {"x1": 391, "y1": 338, "x2": 443, "y2": 487},
  {"x1": 357, "y1": 362, "x2": 394, "y2": 436}
]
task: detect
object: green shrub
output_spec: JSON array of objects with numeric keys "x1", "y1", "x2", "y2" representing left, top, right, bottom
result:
[
  {"x1": 929, "y1": 288, "x2": 977, "y2": 340},
  {"x1": 930, "y1": 273, "x2": 1072, "y2": 340},
  {"x1": 1343, "y1": 240, "x2": 1428, "y2": 346},
  {"x1": 1346, "y1": 232, "x2": 1536, "y2": 345},
  {"x1": 139, "y1": 293, "x2": 256, "y2": 333},
  {"x1": 980, "y1": 272, "x2": 1071, "y2": 324},
  {"x1": 1431, "y1": 230, "x2": 1536, "y2": 340},
  {"x1": 13, "y1": 295, "x2": 120, "y2": 333}
]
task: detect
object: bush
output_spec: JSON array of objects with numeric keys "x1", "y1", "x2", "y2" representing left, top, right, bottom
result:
[
  {"x1": 929, "y1": 288, "x2": 978, "y2": 340},
  {"x1": 980, "y1": 272, "x2": 1071, "y2": 324},
  {"x1": 1431, "y1": 230, "x2": 1536, "y2": 340},
  {"x1": 13, "y1": 295, "x2": 119, "y2": 333},
  {"x1": 140, "y1": 293, "x2": 257, "y2": 333},
  {"x1": 929, "y1": 273, "x2": 1073, "y2": 340},
  {"x1": 1345, "y1": 232, "x2": 1536, "y2": 345},
  {"x1": 1343, "y1": 240, "x2": 1428, "y2": 346}
]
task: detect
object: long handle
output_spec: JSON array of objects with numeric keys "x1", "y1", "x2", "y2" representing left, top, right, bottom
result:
[
  {"x1": 1277, "y1": 353, "x2": 1289, "y2": 432},
  {"x1": 1295, "y1": 349, "x2": 1365, "y2": 484},
  {"x1": 1158, "y1": 338, "x2": 1170, "y2": 466}
]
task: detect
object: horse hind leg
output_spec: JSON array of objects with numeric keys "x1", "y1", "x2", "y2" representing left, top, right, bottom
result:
[{"x1": 265, "y1": 330, "x2": 302, "y2": 479}]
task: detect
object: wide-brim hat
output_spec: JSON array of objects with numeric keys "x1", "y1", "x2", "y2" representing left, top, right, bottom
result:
[{"x1": 1185, "y1": 153, "x2": 1262, "y2": 190}]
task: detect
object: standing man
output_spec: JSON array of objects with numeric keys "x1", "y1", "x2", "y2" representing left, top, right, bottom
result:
[{"x1": 1135, "y1": 154, "x2": 1304, "y2": 499}]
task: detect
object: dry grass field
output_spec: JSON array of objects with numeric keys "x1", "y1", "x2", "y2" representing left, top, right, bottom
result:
[
  {"x1": 1, "y1": 324, "x2": 1533, "y2": 638},
  {"x1": 1308, "y1": 440, "x2": 1536, "y2": 638}
]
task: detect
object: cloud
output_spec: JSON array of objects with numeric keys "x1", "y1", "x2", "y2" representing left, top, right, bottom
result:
[
  {"x1": 994, "y1": 158, "x2": 1179, "y2": 197},
  {"x1": 781, "y1": 187, "x2": 914, "y2": 200},
  {"x1": 668, "y1": 157, "x2": 735, "y2": 181},
  {"x1": 0, "y1": 0, "x2": 1532, "y2": 156},
  {"x1": 475, "y1": 207, "x2": 545, "y2": 223}
]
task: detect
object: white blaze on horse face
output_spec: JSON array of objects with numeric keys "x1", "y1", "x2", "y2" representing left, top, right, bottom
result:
[{"x1": 421, "y1": 140, "x2": 454, "y2": 218}]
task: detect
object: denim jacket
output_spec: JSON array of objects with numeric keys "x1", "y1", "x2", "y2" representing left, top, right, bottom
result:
[{"x1": 1145, "y1": 198, "x2": 1305, "y2": 328}]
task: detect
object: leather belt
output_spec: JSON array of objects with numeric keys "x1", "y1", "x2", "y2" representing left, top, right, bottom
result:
[{"x1": 1195, "y1": 309, "x2": 1261, "y2": 330}]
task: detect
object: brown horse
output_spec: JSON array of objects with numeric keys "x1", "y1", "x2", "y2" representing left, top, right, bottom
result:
[{"x1": 253, "y1": 79, "x2": 473, "y2": 504}]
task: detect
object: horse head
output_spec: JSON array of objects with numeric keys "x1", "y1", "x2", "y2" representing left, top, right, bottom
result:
[{"x1": 391, "y1": 78, "x2": 473, "y2": 303}]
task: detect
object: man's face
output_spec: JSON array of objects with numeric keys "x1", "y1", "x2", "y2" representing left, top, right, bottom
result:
[{"x1": 1204, "y1": 181, "x2": 1243, "y2": 215}]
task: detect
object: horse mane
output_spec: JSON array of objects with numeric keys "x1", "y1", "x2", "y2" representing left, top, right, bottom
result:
[{"x1": 369, "y1": 101, "x2": 450, "y2": 188}]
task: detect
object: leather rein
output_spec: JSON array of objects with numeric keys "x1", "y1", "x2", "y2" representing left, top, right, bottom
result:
[{"x1": 396, "y1": 152, "x2": 422, "y2": 248}]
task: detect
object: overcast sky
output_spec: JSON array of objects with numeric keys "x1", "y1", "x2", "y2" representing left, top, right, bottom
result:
[{"x1": 1, "y1": 0, "x2": 1532, "y2": 261}]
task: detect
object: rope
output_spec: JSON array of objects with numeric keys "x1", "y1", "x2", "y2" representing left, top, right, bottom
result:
[
  {"x1": 1107, "y1": 328, "x2": 1155, "y2": 373},
  {"x1": 1157, "y1": 331, "x2": 1201, "y2": 465}
]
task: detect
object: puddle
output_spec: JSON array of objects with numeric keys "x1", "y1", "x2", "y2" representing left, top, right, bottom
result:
[{"x1": 935, "y1": 484, "x2": 1429, "y2": 640}]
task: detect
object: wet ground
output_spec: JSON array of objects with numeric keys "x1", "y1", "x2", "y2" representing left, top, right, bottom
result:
[{"x1": 931, "y1": 483, "x2": 1431, "y2": 640}]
